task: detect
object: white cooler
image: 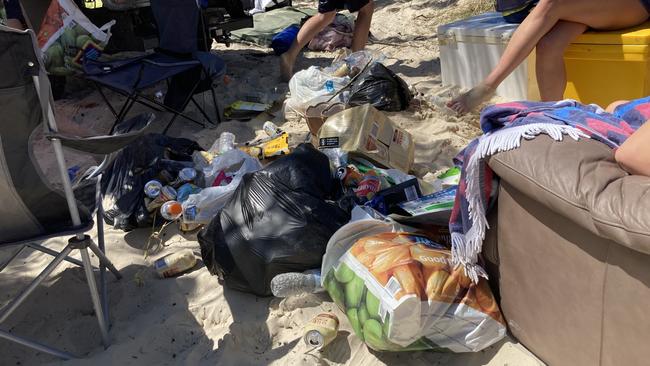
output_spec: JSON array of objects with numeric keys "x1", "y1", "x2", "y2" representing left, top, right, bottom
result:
[{"x1": 438, "y1": 12, "x2": 529, "y2": 101}]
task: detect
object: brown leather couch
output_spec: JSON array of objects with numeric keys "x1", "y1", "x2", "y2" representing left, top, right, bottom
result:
[{"x1": 482, "y1": 135, "x2": 650, "y2": 366}]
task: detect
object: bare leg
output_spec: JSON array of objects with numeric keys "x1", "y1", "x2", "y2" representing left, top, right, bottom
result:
[
  {"x1": 447, "y1": 0, "x2": 650, "y2": 114},
  {"x1": 351, "y1": 1, "x2": 374, "y2": 52},
  {"x1": 280, "y1": 12, "x2": 337, "y2": 82},
  {"x1": 535, "y1": 21, "x2": 588, "y2": 101},
  {"x1": 606, "y1": 100, "x2": 630, "y2": 114},
  {"x1": 616, "y1": 120, "x2": 650, "y2": 176}
]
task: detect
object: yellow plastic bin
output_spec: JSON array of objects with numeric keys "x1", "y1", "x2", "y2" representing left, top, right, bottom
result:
[{"x1": 528, "y1": 22, "x2": 650, "y2": 107}]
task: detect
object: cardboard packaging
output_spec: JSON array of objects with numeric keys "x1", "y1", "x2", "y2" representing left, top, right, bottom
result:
[{"x1": 317, "y1": 104, "x2": 415, "y2": 173}]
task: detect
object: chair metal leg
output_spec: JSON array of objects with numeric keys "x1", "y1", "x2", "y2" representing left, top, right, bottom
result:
[
  {"x1": 80, "y1": 247, "x2": 110, "y2": 348},
  {"x1": 0, "y1": 245, "x2": 74, "y2": 323},
  {"x1": 87, "y1": 241, "x2": 122, "y2": 280},
  {"x1": 0, "y1": 329, "x2": 76, "y2": 360},
  {"x1": 25, "y1": 243, "x2": 84, "y2": 268},
  {"x1": 0, "y1": 245, "x2": 26, "y2": 273},
  {"x1": 96, "y1": 176, "x2": 109, "y2": 326},
  {"x1": 210, "y1": 87, "x2": 221, "y2": 124}
]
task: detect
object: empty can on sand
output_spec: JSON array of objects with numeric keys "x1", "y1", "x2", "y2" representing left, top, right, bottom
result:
[{"x1": 303, "y1": 313, "x2": 339, "y2": 350}]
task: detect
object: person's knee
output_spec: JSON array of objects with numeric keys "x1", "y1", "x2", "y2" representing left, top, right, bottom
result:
[
  {"x1": 535, "y1": 0, "x2": 565, "y2": 17},
  {"x1": 606, "y1": 100, "x2": 629, "y2": 113}
]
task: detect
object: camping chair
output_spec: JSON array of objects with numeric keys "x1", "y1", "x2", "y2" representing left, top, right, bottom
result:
[
  {"x1": 0, "y1": 25, "x2": 154, "y2": 359},
  {"x1": 85, "y1": 0, "x2": 226, "y2": 135}
]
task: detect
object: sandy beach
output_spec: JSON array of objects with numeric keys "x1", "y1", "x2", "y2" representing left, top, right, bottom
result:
[{"x1": 0, "y1": 0, "x2": 543, "y2": 364}]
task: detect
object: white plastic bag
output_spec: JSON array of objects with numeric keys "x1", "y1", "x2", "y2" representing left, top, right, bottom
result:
[
  {"x1": 37, "y1": 0, "x2": 115, "y2": 75},
  {"x1": 286, "y1": 66, "x2": 350, "y2": 115},
  {"x1": 182, "y1": 149, "x2": 261, "y2": 224}
]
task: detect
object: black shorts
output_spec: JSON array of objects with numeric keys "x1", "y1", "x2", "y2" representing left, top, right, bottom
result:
[{"x1": 318, "y1": 0, "x2": 370, "y2": 14}]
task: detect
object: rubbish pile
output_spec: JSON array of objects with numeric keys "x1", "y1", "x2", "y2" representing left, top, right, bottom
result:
[
  {"x1": 285, "y1": 50, "x2": 413, "y2": 135},
  {"x1": 97, "y1": 46, "x2": 500, "y2": 354}
]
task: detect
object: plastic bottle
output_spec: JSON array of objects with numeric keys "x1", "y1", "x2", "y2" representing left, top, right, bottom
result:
[
  {"x1": 263, "y1": 121, "x2": 281, "y2": 137},
  {"x1": 209, "y1": 132, "x2": 236, "y2": 155},
  {"x1": 270, "y1": 269, "x2": 324, "y2": 298},
  {"x1": 160, "y1": 200, "x2": 183, "y2": 221},
  {"x1": 153, "y1": 249, "x2": 197, "y2": 278}
]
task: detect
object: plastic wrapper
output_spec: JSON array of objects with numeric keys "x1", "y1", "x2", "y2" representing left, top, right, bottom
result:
[
  {"x1": 347, "y1": 62, "x2": 413, "y2": 112},
  {"x1": 321, "y1": 219, "x2": 507, "y2": 352},
  {"x1": 197, "y1": 144, "x2": 349, "y2": 296},
  {"x1": 182, "y1": 149, "x2": 262, "y2": 224},
  {"x1": 287, "y1": 66, "x2": 350, "y2": 115},
  {"x1": 37, "y1": 0, "x2": 114, "y2": 75}
]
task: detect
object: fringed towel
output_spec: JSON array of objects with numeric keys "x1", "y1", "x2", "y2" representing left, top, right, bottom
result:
[{"x1": 450, "y1": 99, "x2": 645, "y2": 282}]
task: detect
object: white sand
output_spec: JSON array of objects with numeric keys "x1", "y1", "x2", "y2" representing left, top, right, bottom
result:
[{"x1": 0, "y1": 0, "x2": 543, "y2": 364}]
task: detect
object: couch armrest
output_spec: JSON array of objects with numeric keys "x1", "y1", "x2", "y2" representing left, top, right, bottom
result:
[{"x1": 488, "y1": 135, "x2": 650, "y2": 255}]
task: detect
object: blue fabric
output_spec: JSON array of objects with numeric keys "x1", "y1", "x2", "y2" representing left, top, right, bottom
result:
[
  {"x1": 271, "y1": 25, "x2": 300, "y2": 55},
  {"x1": 85, "y1": 54, "x2": 201, "y2": 93}
]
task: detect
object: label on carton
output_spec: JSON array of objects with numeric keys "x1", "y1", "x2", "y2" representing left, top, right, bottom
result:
[
  {"x1": 319, "y1": 137, "x2": 340, "y2": 148},
  {"x1": 392, "y1": 129, "x2": 410, "y2": 150}
]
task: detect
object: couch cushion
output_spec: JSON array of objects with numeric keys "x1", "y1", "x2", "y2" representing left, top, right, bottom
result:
[{"x1": 487, "y1": 135, "x2": 650, "y2": 255}]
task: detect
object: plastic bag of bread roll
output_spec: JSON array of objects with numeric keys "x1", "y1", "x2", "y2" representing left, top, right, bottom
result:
[{"x1": 321, "y1": 218, "x2": 506, "y2": 352}]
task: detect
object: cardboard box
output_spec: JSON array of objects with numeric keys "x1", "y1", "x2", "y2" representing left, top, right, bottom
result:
[{"x1": 317, "y1": 104, "x2": 415, "y2": 173}]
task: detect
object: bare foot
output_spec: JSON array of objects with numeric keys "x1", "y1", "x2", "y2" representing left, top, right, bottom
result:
[
  {"x1": 280, "y1": 53, "x2": 295, "y2": 82},
  {"x1": 447, "y1": 84, "x2": 496, "y2": 115}
]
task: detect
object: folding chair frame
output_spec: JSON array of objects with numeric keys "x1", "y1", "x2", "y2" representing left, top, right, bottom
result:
[
  {"x1": 0, "y1": 76, "x2": 123, "y2": 360},
  {"x1": 92, "y1": 60, "x2": 221, "y2": 135}
]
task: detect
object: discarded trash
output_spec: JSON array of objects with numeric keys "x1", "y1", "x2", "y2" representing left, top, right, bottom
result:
[
  {"x1": 170, "y1": 167, "x2": 197, "y2": 187},
  {"x1": 318, "y1": 104, "x2": 415, "y2": 173},
  {"x1": 433, "y1": 166, "x2": 461, "y2": 191},
  {"x1": 399, "y1": 186, "x2": 456, "y2": 216},
  {"x1": 160, "y1": 200, "x2": 183, "y2": 221},
  {"x1": 38, "y1": 0, "x2": 115, "y2": 75},
  {"x1": 239, "y1": 132, "x2": 290, "y2": 160},
  {"x1": 153, "y1": 249, "x2": 197, "y2": 278},
  {"x1": 270, "y1": 269, "x2": 323, "y2": 298},
  {"x1": 183, "y1": 149, "x2": 262, "y2": 224},
  {"x1": 303, "y1": 313, "x2": 340, "y2": 350},
  {"x1": 146, "y1": 185, "x2": 177, "y2": 212},
  {"x1": 347, "y1": 62, "x2": 413, "y2": 112},
  {"x1": 224, "y1": 101, "x2": 271, "y2": 120},
  {"x1": 321, "y1": 221, "x2": 507, "y2": 352},
  {"x1": 262, "y1": 121, "x2": 282, "y2": 137},
  {"x1": 197, "y1": 144, "x2": 349, "y2": 296},
  {"x1": 209, "y1": 132, "x2": 237, "y2": 155},
  {"x1": 144, "y1": 180, "x2": 164, "y2": 199},
  {"x1": 176, "y1": 183, "x2": 202, "y2": 203}
]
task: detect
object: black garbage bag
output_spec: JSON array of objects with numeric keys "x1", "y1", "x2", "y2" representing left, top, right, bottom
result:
[
  {"x1": 347, "y1": 62, "x2": 413, "y2": 112},
  {"x1": 101, "y1": 133, "x2": 202, "y2": 231},
  {"x1": 198, "y1": 144, "x2": 350, "y2": 296}
]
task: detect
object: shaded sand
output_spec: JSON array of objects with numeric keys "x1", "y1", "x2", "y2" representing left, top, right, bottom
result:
[{"x1": 0, "y1": 0, "x2": 541, "y2": 364}]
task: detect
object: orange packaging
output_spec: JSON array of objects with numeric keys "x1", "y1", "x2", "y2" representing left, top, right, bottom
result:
[{"x1": 322, "y1": 221, "x2": 506, "y2": 353}]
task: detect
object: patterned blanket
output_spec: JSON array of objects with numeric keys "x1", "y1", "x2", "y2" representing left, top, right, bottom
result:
[{"x1": 450, "y1": 99, "x2": 646, "y2": 282}]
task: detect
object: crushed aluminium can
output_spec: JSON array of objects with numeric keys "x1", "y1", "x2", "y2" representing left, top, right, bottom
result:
[{"x1": 303, "y1": 312, "x2": 340, "y2": 350}]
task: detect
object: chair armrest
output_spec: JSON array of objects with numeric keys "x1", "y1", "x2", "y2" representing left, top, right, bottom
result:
[
  {"x1": 46, "y1": 113, "x2": 154, "y2": 155},
  {"x1": 488, "y1": 136, "x2": 650, "y2": 256}
]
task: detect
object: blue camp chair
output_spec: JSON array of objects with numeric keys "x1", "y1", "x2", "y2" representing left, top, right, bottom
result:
[{"x1": 85, "y1": 0, "x2": 226, "y2": 135}]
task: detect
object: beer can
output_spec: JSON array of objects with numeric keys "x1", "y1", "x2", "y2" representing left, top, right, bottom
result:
[
  {"x1": 303, "y1": 312, "x2": 339, "y2": 350},
  {"x1": 144, "y1": 180, "x2": 163, "y2": 198}
]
